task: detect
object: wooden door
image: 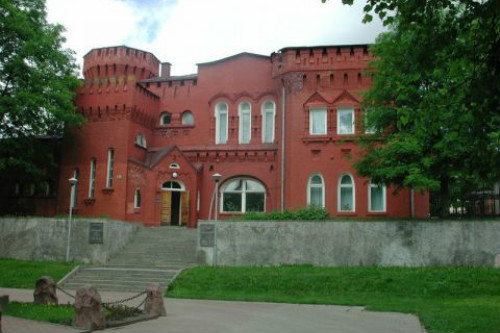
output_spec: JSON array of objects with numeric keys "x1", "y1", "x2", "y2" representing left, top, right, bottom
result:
[
  {"x1": 161, "y1": 191, "x2": 172, "y2": 225},
  {"x1": 181, "y1": 191, "x2": 190, "y2": 226}
]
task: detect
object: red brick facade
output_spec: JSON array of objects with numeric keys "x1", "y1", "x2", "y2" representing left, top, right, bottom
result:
[{"x1": 57, "y1": 45, "x2": 429, "y2": 227}]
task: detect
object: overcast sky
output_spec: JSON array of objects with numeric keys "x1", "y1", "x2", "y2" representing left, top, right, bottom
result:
[{"x1": 46, "y1": 0, "x2": 386, "y2": 76}]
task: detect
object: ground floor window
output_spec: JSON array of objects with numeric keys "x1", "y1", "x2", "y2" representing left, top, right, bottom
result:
[
  {"x1": 369, "y1": 181, "x2": 386, "y2": 212},
  {"x1": 221, "y1": 178, "x2": 265, "y2": 213}
]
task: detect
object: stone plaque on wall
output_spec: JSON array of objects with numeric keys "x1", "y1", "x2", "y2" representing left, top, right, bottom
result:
[
  {"x1": 199, "y1": 224, "x2": 215, "y2": 247},
  {"x1": 89, "y1": 222, "x2": 104, "y2": 244}
]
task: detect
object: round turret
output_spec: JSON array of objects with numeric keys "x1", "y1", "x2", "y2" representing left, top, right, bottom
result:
[{"x1": 82, "y1": 46, "x2": 160, "y2": 80}]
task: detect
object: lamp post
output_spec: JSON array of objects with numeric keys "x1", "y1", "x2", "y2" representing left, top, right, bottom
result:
[
  {"x1": 212, "y1": 173, "x2": 222, "y2": 222},
  {"x1": 66, "y1": 177, "x2": 78, "y2": 262}
]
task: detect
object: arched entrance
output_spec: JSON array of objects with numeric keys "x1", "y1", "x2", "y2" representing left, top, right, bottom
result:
[{"x1": 161, "y1": 181, "x2": 189, "y2": 226}]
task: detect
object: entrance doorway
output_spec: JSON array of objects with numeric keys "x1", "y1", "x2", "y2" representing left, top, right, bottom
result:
[{"x1": 161, "y1": 181, "x2": 189, "y2": 226}]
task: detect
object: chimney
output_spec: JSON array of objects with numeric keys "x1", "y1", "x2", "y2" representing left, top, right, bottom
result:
[{"x1": 160, "y1": 62, "x2": 171, "y2": 78}]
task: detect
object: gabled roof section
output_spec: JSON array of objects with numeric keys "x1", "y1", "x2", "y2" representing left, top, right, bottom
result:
[
  {"x1": 303, "y1": 92, "x2": 329, "y2": 106},
  {"x1": 198, "y1": 52, "x2": 269, "y2": 67},
  {"x1": 332, "y1": 90, "x2": 361, "y2": 104},
  {"x1": 129, "y1": 145, "x2": 200, "y2": 172}
]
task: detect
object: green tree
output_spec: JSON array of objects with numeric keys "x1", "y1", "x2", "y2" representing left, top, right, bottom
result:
[
  {"x1": 325, "y1": 0, "x2": 500, "y2": 216},
  {"x1": 0, "y1": 0, "x2": 83, "y2": 178}
]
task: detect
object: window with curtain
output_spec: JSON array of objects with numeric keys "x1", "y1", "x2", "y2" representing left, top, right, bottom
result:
[
  {"x1": 215, "y1": 103, "x2": 228, "y2": 144},
  {"x1": 88, "y1": 158, "x2": 96, "y2": 198},
  {"x1": 369, "y1": 181, "x2": 386, "y2": 212},
  {"x1": 337, "y1": 108, "x2": 355, "y2": 134},
  {"x1": 106, "y1": 148, "x2": 114, "y2": 188},
  {"x1": 181, "y1": 111, "x2": 194, "y2": 125},
  {"x1": 221, "y1": 178, "x2": 265, "y2": 213},
  {"x1": 308, "y1": 174, "x2": 325, "y2": 208},
  {"x1": 262, "y1": 101, "x2": 275, "y2": 143},
  {"x1": 338, "y1": 174, "x2": 355, "y2": 212},
  {"x1": 239, "y1": 102, "x2": 251, "y2": 144},
  {"x1": 309, "y1": 108, "x2": 327, "y2": 135}
]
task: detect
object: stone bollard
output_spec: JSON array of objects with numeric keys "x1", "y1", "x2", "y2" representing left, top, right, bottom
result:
[
  {"x1": 0, "y1": 295, "x2": 9, "y2": 333},
  {"x1": 74, "y1": 285, "x2": 105, "y2": 330},
  {"x1": 34, "y1": 276, "x2": 58, "y2": 305},
  {"x1": 144, "y1": 283, "x2": 167, "y2": 317}
]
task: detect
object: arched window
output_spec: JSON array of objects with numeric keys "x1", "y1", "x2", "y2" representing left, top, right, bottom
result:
[
  {"x1": 221, "y1": 178, "x2": 265, "y2": 213},
  {"x1": 369, "y1": 180, "x2": 386, "y2": 212},
  {"x1": 215, "y1": 103, "x2": 228, "y2": 144},
  {"x1": 162, "y1": 181, "x2": 184, "y2": 191},
  {"x1": 261, "y1": 101, "x2": 276, "y2": 143},
  {"x1": 338, "y1": 174, "x2": 355, "y2": 212},
  {"x1": 238, "y1": 102, "x2": 251, "y2": 144},
  {"x1": 134, "y1": 188, "x2": 141, "y2": 208},
  {"x1": 160, "y1": 112, "x2": 171, "y2": 125},
  {"x1": 181, "y1": 111, "x2": 194, "y2": 125},
  {"x1": 135, "y1": 133, "x2": 147, "y2": 148},
  {"x1": 307, "y1": 174, "x2": 325, "y2": 208}
]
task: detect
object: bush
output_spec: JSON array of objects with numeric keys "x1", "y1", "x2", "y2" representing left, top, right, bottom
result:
[{"x1": 240, "y1": 206, "x2": 330, "y2": 221}]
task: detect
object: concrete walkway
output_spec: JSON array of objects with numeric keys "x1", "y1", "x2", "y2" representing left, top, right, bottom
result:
[{"x1": 1, "y1": 288, "x2": 426, "y2": 333}]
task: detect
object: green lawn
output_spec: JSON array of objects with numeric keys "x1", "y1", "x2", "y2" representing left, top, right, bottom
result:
[
  {"x1": 167, "y1": 266, "x2": 500, "y2": 333},
  {"x1": 4, "y1": 302, "x2": 74, "y2": 325},
  {"x1": 0, "y1": 259, "x2": 77, "y2": 289}
]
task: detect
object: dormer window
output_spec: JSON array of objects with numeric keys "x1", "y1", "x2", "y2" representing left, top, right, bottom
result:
[
  {"x1": 309, "y1": 107, "x2": 327, "y2": 135},
  {"x1": 160, "y1": 112, "x2": 171, "y2": 125},
  {"x1": 135, "y1": 133, "x2": 147, "y2": 148}
]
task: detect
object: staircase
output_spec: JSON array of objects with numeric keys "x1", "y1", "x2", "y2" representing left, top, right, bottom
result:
[{"x1": 59, "y1": 226, "x2": 199, "y2": 292}]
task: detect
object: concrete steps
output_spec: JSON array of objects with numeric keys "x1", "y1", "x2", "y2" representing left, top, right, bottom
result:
[{"x1": 59, "y1": 226, "x2": 199, "y2": 292}]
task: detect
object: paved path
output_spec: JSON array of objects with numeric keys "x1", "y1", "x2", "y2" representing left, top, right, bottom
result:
[{"x1": 1, "y1": 288, "x2": 426, "y2": 333}]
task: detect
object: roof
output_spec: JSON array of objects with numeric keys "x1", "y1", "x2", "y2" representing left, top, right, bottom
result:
[
  {"x1": 277, "y1": 44, "x2": 372, "y2": 53},
  {"x1": 83, "y1": 45, "x2": 161, "y2": 63},
  {"x1": 139, "y1": 74, "x2": 198, "y2": 84},
  {"x1": 197, "y1": 52, "x2": 270, "y2": 67}
]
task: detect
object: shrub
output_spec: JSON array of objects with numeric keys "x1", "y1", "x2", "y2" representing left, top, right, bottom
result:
[{"x1": 240, "y1": 206, "x2": 330, "y2": 221}]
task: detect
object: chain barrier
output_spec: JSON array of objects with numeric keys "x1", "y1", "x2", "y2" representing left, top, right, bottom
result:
[
  {"x1": 102, "y1": 290, "x2": 147, "y2": 307},
  {"x1": 56, "y1": 285, "x2": 76, "y2": 299}
]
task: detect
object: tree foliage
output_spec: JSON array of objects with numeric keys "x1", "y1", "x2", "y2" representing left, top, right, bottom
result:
[
  {"x1": 0, "y1": 0, "x2": 83, "y2": 177},
  {"x1": 324, "y1": 0, "x2": 500, "y2": 215}
]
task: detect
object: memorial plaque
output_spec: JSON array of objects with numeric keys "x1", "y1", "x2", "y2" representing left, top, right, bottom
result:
[
  {"x1": 89, "y1": 222, "x2": 104, "y2": 244},
  {"x1": 199, "y1": 224, "x2": 215, "y2": 247}
]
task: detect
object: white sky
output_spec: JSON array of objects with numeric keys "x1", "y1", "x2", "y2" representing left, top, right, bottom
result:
[{"x1": 46, "y1": 0, "x2": 386, "y2": 76}]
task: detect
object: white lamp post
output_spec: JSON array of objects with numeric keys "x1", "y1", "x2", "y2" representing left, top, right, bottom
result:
[
  {"x1": 66, "y1": 177, "x2": 78, "y2": 262},
  {"x1": 212, "y1": 173, "x2": 222, "y2": 222}
]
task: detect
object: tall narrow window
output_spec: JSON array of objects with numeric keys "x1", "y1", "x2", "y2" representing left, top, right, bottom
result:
[
  {"x1": 338, "y1": 174, "x2": 355, "y2": 212},
  {"x1": 369, "y1": 181, "x2": 386, "y2": 212},
  {"x1": 307, "y1": 174, "x2": 325, "y2": 208},
  {"x1": 106, "y1": 148, "x2": 114, "y2": 188},
  {"x1": 72, "y1": 168, "x2": 79, "y2": 207},
  {"x1": 261, "y1": 101, "x2": 275, "y2": 143},
  {"x1": 88, "y1": 158, "x2": 96, "y2": 198},
  {"x1": 239, "y1": 102, "x2": 251, "y2": 144},
  {"x1": 134, "y1": 188, "x2": 141, "y2": 208},
  {"x1": 215, "y1": 103, "x2": 228, "y2": 144},
  {"x1": 337, "y1": 107, "x2": 355, "y2": 134},
  {"x1": 309, "y1": 108, "x2": 327, "y2": 135}
]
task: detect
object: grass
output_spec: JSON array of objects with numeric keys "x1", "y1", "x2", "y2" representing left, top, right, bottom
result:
[
  {"x1": 167, "y1": 266, "x2": 500, "y2": 333},
  {"x1": 0, "y1": 259, "x2": 77, "y2": 289},
  {"x1": 4, "y1": 302, "x2": 74, "y2": 325}
]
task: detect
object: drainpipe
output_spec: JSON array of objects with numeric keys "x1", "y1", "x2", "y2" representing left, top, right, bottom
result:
[
  {"x1": 281, "y1": 84, "x2": 286, "y2": 212},
  {"x1": 410, "y1": 188, "x2": 415, "y2": 218}
]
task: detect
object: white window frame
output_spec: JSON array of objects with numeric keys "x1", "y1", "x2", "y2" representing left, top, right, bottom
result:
[
  {"x1": 309, "y1": 107, "x2": 327, "y2": 135},
  {"x1": 135, "y1": 133, "x2": 147, "y2": 148},
  {"x1": 215, "y1": 102, "x2": 228, "y2": 144},
  {"x1": 261, "y1": 101, "x2": 276, "y2": 143},
  {"x1": 220, "y1": 178, "x2": 266, "y2": 213},
  {"x1": 338, "y1": 173, "x2": 355, "y2": 212},
  {"x1": 88, "y1": 158, "x2": 96, "y2": 198},
  {"x1": 337, "y1": 107, "x2": 355, "y2": 135},
  {"x1": 181, "y1": 111, "x2": 194, "y2": 125},
  {"x1": 238, "y1": 101, "x2": 252, "y2": 144},
  {"x1": 106, "y1": 148, "x2": 114, "y2": 188},
  {"x1": 368, "y1": 181, "x2": 386, "y2": 212},
  {"x1": 134, "y1": 187, "x2": 141, "y2": 208},
  {"x1": 307, "y1": 174, "x2": 325, "y2": 208}
]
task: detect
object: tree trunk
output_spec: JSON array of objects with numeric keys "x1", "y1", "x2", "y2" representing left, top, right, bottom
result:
[{"x1": 439, "y1": 176, "x2": 451, "y2": 218}]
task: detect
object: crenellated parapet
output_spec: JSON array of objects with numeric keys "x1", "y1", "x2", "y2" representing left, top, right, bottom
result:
[
  {"x1": 83, "y1": 45, "x2": 161, "y2": 80},
  {"x1": 78, "y1": 104, "x2": 156, "y2": 129}
]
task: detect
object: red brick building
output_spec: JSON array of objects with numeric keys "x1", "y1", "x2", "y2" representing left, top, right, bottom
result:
[{"x1": 56, "y1": 45, "x2": 428, "y2": 227}]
